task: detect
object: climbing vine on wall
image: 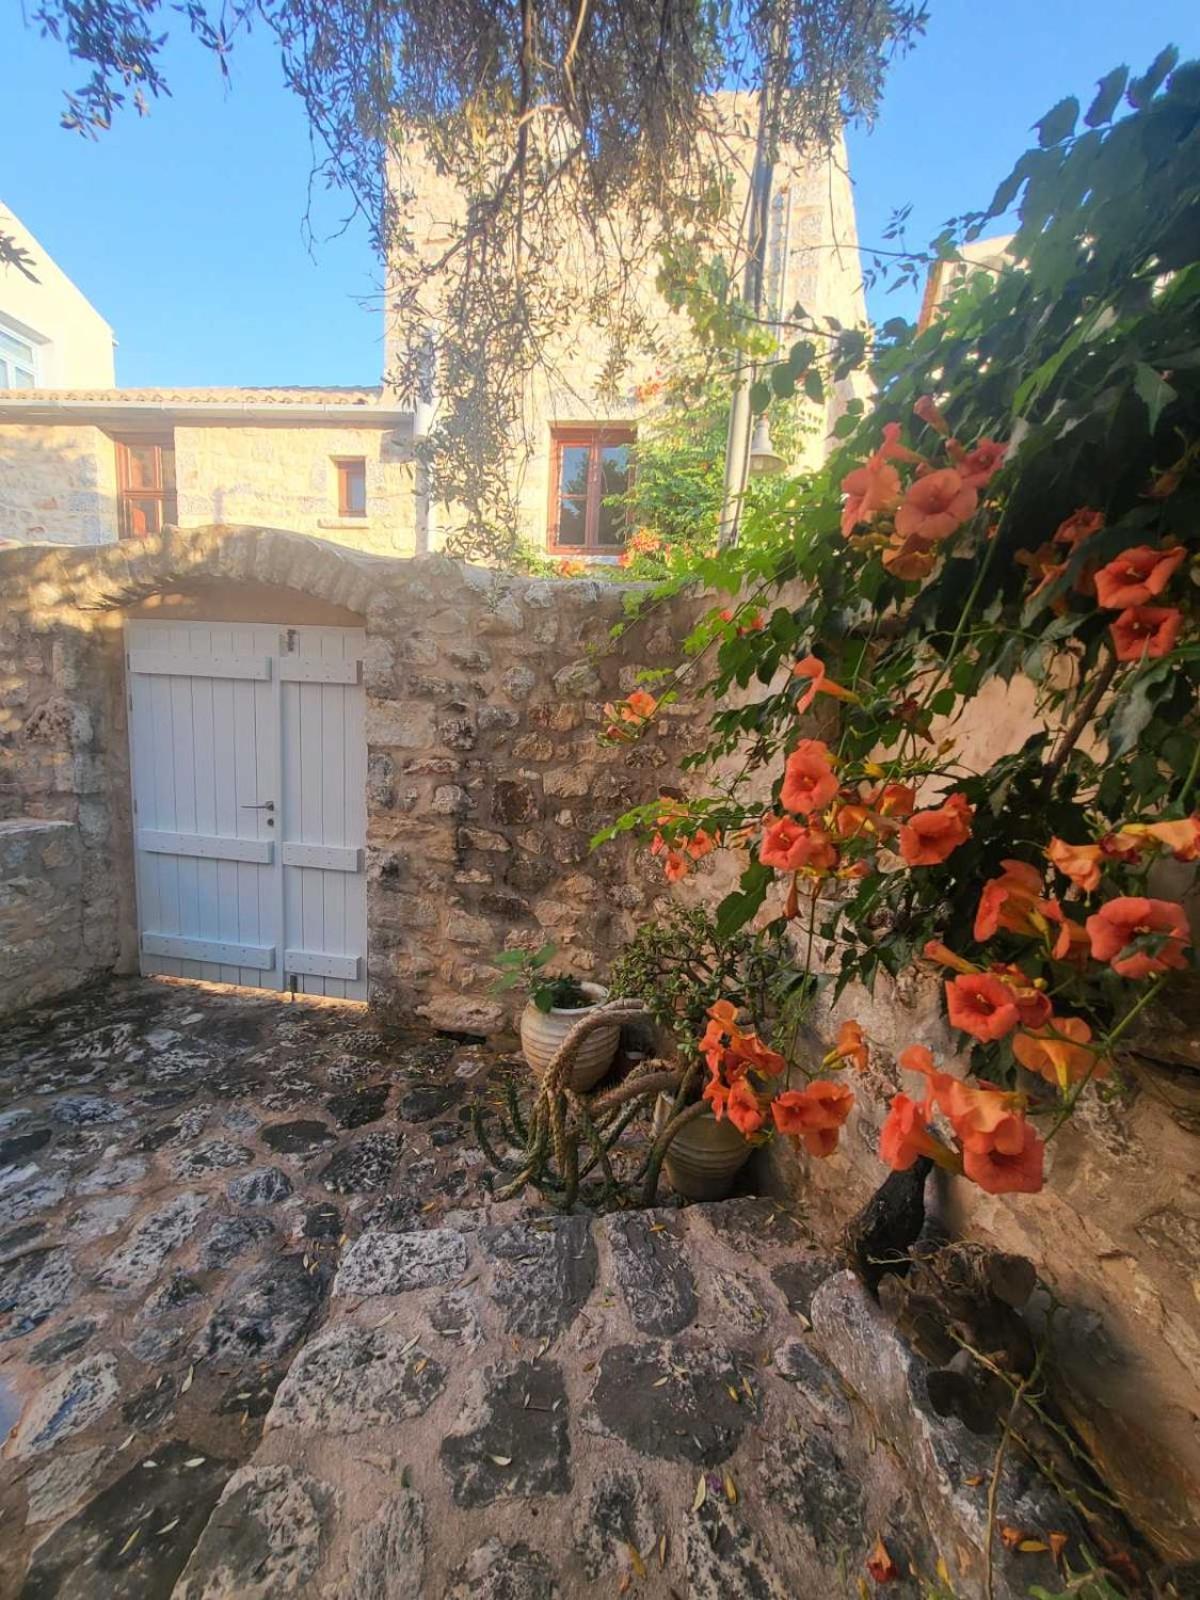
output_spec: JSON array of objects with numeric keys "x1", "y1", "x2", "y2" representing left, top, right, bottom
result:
[{"x1": 597, "y1": 51, "x2": 1200, "y2": 1197}]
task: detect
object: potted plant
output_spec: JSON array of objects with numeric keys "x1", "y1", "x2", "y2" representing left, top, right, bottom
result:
[
  {"x1": 610, "y1": 905, "x2": 811, "y2": 1199},
  {"x1": 492, "y1": 942, "x2": 621, "y2": 1091}
]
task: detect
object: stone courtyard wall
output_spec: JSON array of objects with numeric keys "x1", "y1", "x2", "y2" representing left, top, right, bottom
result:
[
  {"x1": 0, "y1": 526, "x2": 698, "y2": 1031},
  {"x1": 0, "y1": 817, "x2": 86, "y2": 1012},
  {"x1": 2, "y1": 524, "x2": 1198, "y2": 1561}
]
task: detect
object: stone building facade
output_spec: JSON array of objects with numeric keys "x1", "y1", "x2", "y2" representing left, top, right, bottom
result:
[
  {"x1": 391, "y1": 111, "x2": 870, "y2": 552},
  {"x1": 0, "y1": 391, "x2": 415, "y2": 552},
  {"x1": 3, "y1": 107, "x2": 869, "y2": 558}
]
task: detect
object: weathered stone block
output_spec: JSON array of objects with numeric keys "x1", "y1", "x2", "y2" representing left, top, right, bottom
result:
[
  {"x1": 482, "y1": 1216, "x2": 597, "y2": 1338},
  {"x1": 512, "y1": 734, "x2": 555, "y2": 762},
  {"x1": 447, "y1": 909, "x2": 493, "y2": 947},
  {"x1": 477, "y1": 704, "x2": 521, "y2": 733},
  {"x1": 441, "y1": 1361, "x2": 571, "y2": 1508},
  {"x1": 543, "y1": 767, "x2": 592, "y2": 799},
  {"x1": 416, "y1": 995, "x2": 505, "y2": 1035},
  {"x1": 334, "y1": 1229, "x2": 468, "y2": 1295},
  {"x1": 270, "y1": 1324, "x2": 447, "y2": 1432},
  {"x1": 492, "y1": 779, "x2": 542, "y2": 824},
  {"x1": 457, "y1": 826, "x2": 511, "y2": 854},
  {"x1": 431, "y1": 784, "x2": 472, "y2": 816},
  {"x1": 366, "y1": 701, "x2": 437, "y2": 748},
  {"x1": 527, "y1": 702, "x2": 582, "y2": 732},
  {"x1": 552, "y1": 659, "x2": 602, "y2": 697}
]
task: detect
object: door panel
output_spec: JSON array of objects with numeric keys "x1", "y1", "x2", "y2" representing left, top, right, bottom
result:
[
  {"x1": 126, "y1": 620, "x2": 367, "y2": 999},
  {"x1": 279, "y1": 627, "x2": 368, "y2": 1000}
]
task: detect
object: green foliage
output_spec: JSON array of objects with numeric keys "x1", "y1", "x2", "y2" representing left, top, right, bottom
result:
[
  {"x1": 611, "y1": 356, "x2": 815, "y2": 578},
  {"x1": 608, "y1": 902, "x2": 801, "y2": 1064},
  {"x1": 603, "y1": 53, "x2": 1200, "y2": 1093},
  {"x1": 491, "y1": 943, "x2": 589, "y2": 1012}
]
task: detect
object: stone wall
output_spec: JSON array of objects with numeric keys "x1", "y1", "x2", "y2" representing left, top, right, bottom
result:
[
  {"x1": 174, "y1": 425, "x2": 417, "y2": 555},
  {"x1": 0, "y1": 423, "x2": 119, "y2": 545},
  {"x1": 360, "y1": 564, "x2": 698, "y2": 1034},
  {"x1": 0, "y1": 818, "x2": 86, "y2": 1012},
  {"x1": 0, "y1": 526, "x2": 697, "y2": 1031},
  {"x1": 0, "y1": 575, "x2": 129, "y2": 989}
]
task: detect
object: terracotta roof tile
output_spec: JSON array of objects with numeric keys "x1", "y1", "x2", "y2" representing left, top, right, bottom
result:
[{"x1": 0, "y1": 385, "x2": 386, "y2": 406}]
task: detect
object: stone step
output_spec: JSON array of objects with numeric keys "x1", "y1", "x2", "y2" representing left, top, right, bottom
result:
[{"x1": 169, "y1": 1199, "x2": 1088, "y2": 1600}]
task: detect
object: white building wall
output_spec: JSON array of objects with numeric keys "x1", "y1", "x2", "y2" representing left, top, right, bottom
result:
[{"x1": 0, "y1": 207, "x2": 117, "y2": 389}]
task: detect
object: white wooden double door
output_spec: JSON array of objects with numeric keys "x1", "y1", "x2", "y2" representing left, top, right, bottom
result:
[{"x1": 126, "y1": 619, "x2": 369, "y2": 1000}]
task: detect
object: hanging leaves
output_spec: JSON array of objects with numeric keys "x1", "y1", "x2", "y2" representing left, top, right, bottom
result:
[
  {"x1": 1085, "y1": 66, "x2": 1128, "y2": 127},
  {"x1": 1034, "y1": 96, "x2": 1079, "y2": 148}
]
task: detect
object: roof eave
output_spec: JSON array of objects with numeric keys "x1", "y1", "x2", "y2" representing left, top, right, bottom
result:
[{"x1": 0, "y1": 399, "x2": 413, "y2": 428}]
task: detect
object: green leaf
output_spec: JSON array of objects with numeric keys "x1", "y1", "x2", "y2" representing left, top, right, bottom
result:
[
  {"x1": 1107, "y1": 663, "x2": 1173, "y2": 756},
  {"x1": 770, "y1": 364, "x2": 796, "y2": 400},
  {"x1": 803, "y1": 368, "x2": 825, "y2": 404},
  {"x1": 929, "y1": 688, "x2": 955, "y2": 717},
  {"x1": 749, "y1": 379, "x2": 772, "y2": 414},
  {"x1": 1128, "y1": 45, "x2": 1179, "y2": 109},
  {"x1": 1133, "y1": 363, "x2": 1177, "y2": 431},
  {"x1": 985, "y1": 150, "x2": 1040, "y2": 219},
  {"x1": 715, "y1": 862, "x2": 771, "y2": 939},
  {"x1": 1085, "y1": 66, "x2": 1128, "y2": 126},
  {"x1": 1035, "y1": 97, "x2": 1079, "y2": 148},
  {"x1": 787, "y1": 339, "x2": 816, "y2": 372}
]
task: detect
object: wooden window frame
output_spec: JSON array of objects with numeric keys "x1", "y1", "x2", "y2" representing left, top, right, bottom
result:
[
  {"x1": 114, "y1": 435, "x2": 177, "y2": 540},
  {"x1": 547, "y1": 426, "x2": 635, "y2": 554},
  {"x1": 334, "y1": 456, "x2": 368, "y2": 519}
]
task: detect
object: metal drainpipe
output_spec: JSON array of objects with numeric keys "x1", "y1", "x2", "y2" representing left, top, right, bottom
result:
[{"x1": 718, "y1": 19, "x2": 786, "y2": 550}]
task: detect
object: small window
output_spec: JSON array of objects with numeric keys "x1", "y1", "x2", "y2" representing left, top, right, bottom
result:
[
  {"x1": 548, "y1": 427, "x2": 634, "y2": 553},
  {"x1": 114, "y1": 436, "x2": 177, "y2": 539},
  {"x1": 335, "y1": 457, "x2": 367, "y2": 518},
  {"x1": 0, "y1": 319, "x2": 38, "y2": 388}
]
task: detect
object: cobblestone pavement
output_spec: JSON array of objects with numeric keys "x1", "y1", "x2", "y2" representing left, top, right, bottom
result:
[{"x1": 0, "y1": 979, "x2": 1084, "y2": 1598}]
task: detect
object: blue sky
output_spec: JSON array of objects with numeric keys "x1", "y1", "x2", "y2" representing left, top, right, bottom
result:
[{"x1": 2, "y1": 1, "x2": 1197, "y2": 387}]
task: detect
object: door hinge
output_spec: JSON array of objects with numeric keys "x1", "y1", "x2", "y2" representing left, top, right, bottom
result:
[{"x1": 283, "y1": 628, "x2": 298, "y2": 654}]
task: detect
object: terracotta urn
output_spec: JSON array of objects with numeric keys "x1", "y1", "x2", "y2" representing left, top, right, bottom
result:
[
  {"x1": 654, "y1": 1091, "x2": 753, "y2": 1201},
  {"x1": 519, "y1": 981, "x2": 620, "y2": 1091}
]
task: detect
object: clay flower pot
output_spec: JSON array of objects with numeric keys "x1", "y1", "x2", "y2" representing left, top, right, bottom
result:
[
  {"x1": 654, "y1": 1091, "x2": 753, "y2": 1201},
  {"x1": 520, "y1": 982, "x2": 620, "y2": 1092}
]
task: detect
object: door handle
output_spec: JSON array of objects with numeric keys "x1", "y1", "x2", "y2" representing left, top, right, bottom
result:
[{"x1": 242, "y1": 801, "x2": 275, "y2": 810}]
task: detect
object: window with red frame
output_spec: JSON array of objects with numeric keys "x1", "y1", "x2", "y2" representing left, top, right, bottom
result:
[
  {"x1": 548, "y1": 427, "x2": 634, "y2": 553},
  {"x1": 114, "y1": 436, "x2": 177, "y2": 539}
]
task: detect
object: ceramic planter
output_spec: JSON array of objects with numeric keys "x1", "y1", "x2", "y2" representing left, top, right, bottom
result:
[
  {"x1": 520, "y1": 982, "x2": 620, "y2": 1092},
  {"x1": 654, "y1": 1091, "x2": 753, "y2": 1201}
]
